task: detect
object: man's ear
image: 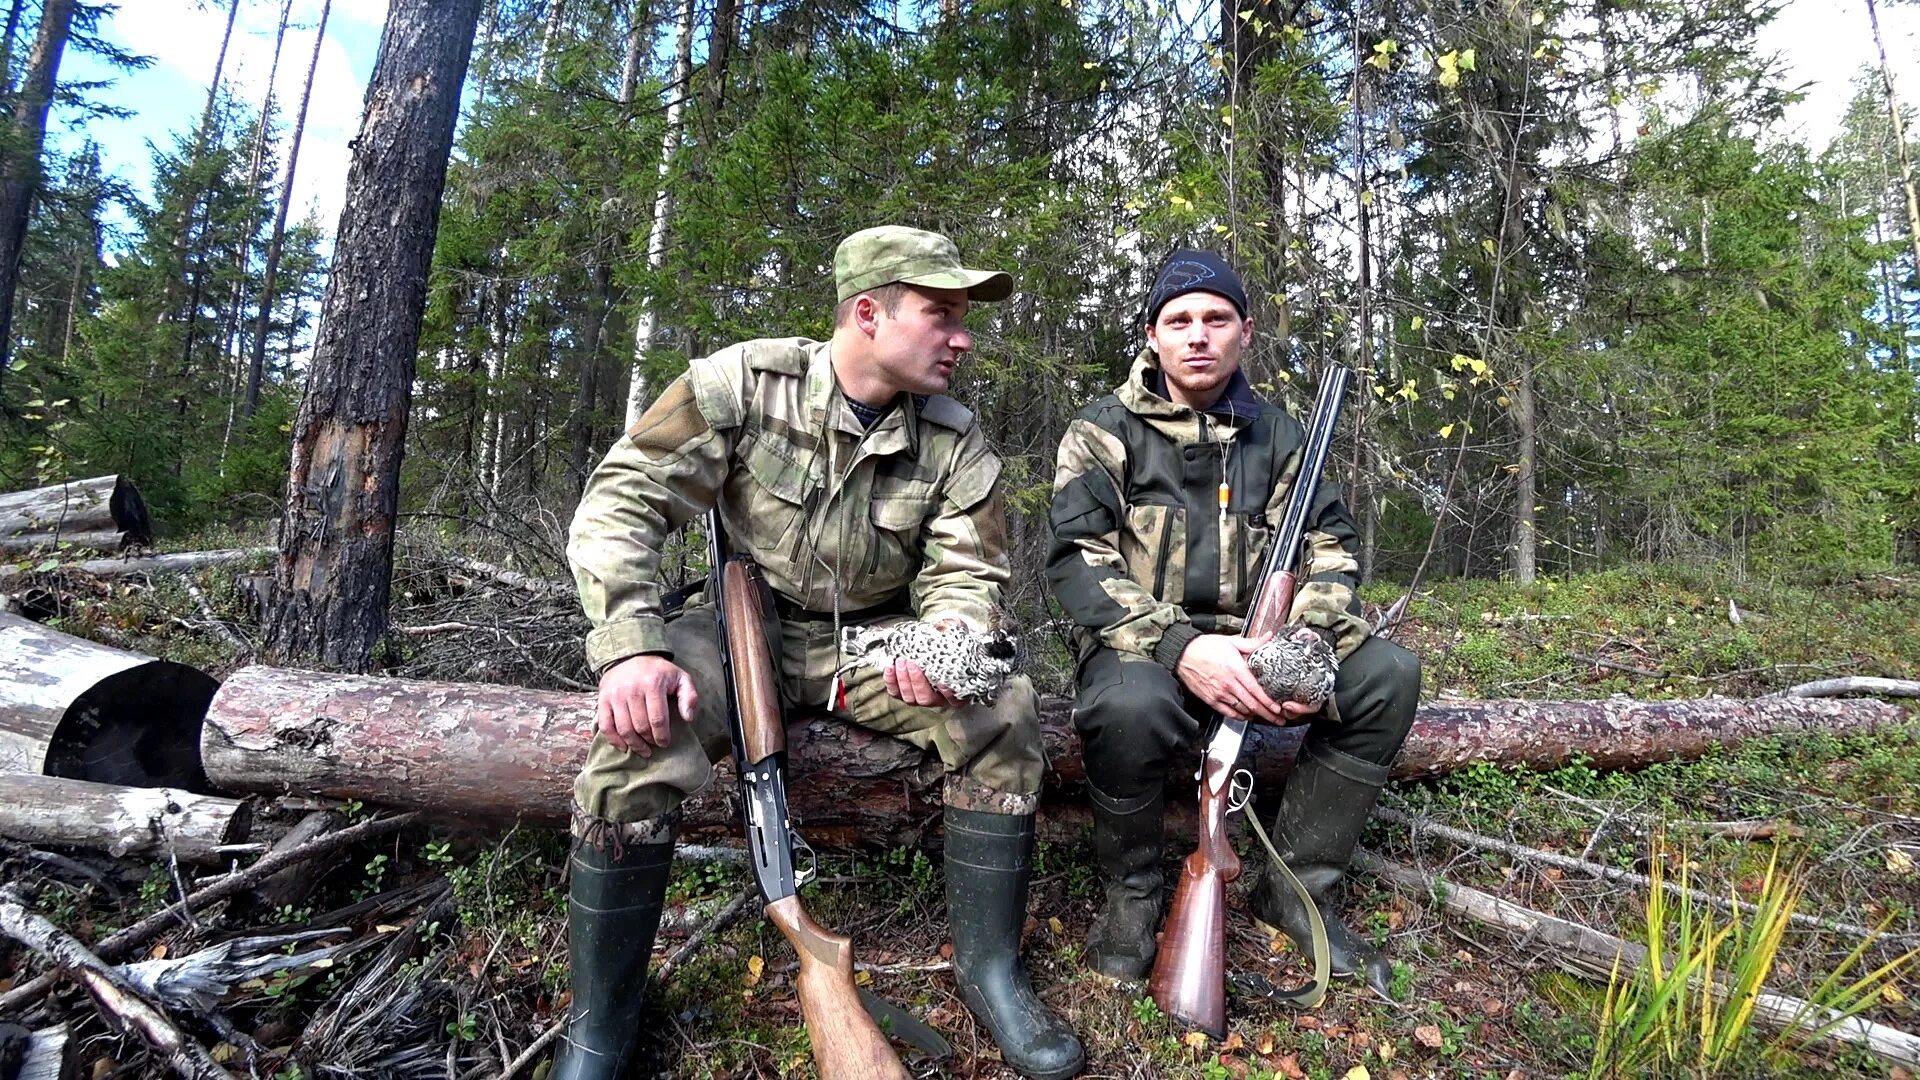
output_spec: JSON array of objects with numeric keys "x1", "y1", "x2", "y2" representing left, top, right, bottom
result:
[
  {"x1": 1240, "y1": 316, "x2": 1256, "y2": 347},
  {"x1": 1144, "y1": 324, "x2": 1161, "y2": 354}
]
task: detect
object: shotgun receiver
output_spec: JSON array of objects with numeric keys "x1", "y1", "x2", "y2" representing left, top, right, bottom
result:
[
  {"x1": 1147, "y1": 366, "x2": 1351, "y2": 1037},
  {"x1": 706, "y1": 513, "x2": 914, "y2": 1080}
]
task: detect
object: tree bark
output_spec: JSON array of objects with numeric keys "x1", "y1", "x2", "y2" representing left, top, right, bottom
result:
[
  {"x1": 624, "y1": 0, "x2": 696, "y2": 427},
  {"x1": 0, "y1": 475, "x2": 151, "y2": 550},
  {"x1": 265, "y1": 0, "x2": 483, "y2": 672},
  {"x1": 200, "y1": 665, "x2": 1904, "y2": 836},
  {"x1": 245, "y1": 0, "x2": 332, "y2": 420},
  {"x1": 0, "y1": 612, "x2": 217, "y2": 787},
  {"x1": 0, "y1": 0, "x2": 73, "y2": 379},
  {"x1": 0, "y1": 773, "x2": 251, "y2": 863}
]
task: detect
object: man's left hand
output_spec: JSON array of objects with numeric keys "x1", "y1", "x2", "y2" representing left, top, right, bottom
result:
[{"x1": 884, "y1": 658, "x2": 965, "y2": 709}]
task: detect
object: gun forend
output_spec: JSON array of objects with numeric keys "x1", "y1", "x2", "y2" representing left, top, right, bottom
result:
[
  {"x1": 765, "y1": 894, "x2": 911, "y2": 1080},
  {"x1": 721, "y1": 559, "x2": 785, "y2": 765}
]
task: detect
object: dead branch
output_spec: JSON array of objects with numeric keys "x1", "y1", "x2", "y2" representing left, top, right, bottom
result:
[
  {"x1": 1775, "y1": 677, "x2": 1920, "y2": 700},
  {"x1": 0, "y1": 886, "x2": 235, "y2": 1080},
  {"x1": 1359, "y1": 852, "x2": 1920, "y2": 1070},
  {"x1": 655, "y1": 883, "x2": 759, "y2": 984}
]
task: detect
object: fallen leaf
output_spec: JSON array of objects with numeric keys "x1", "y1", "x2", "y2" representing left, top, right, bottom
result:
[
  {"x1": 211, "y1": 1044, "x2": 238, "y2": 1064},
  {"x1": 1882, "y1": 983, "x2": 1906, "y2": 1004},
  {"x1": 1295, "y1": 1015, "x2": 1321, "y2": 1030},
  {"x1": 1221, "y1": 1032, "x2": 1246, "y2": 1052},
  {"x1": 1483, "y1": 997, "x2": 1505, "y2": 1016},
  {"x1": 1886, "y1": 849, "x2": 1915, "y2": 876},
  {"x1": 938, "y1": 942, "x2": 954, "y2": 960},
  {"x1": 1185, "y1": 1031, "x2": 1211, "y2": 1051},
  {"x1": 1274, "y1": 1054, "x2": 1307, "y2": 1079},
  {"x1": 1386, "y1": 909, "x2": 1406, "y2": 930},
  {"x1": 1349, "y1": 1030, "x2": 1370, "y2": 1048},
  {"x1": 1343, "y1": 1066, "x2": 1371, "y2": 1080},
  {"x1": 1378, "y1": 1038, "x2": 1395, "y2": 1061},
  {"x1": 149, "y1": 944, "x2": 169, "y2": 960},
  {"x1": 375, "y1": 923, "x2": 403, "y2": 933},
  {"x1": 1257, "y1": 1031, "x2": 1276, "y2": 1055},
  {"x1": 1048, "y1": 916, "x2": 1065, "y2": 935},
  {"x1": 742, "y1": 955, "x2": 764, "y2": 988},
  {"x1": 91, "y1": 1058, "x2": 115, "y2": 1080},
  {"x1": 1415, "y1": 1024, "x2": 1444, "y2": 1050},
  {"x1": 854, "y1": 969, "x2": 872, "y2": 986}
]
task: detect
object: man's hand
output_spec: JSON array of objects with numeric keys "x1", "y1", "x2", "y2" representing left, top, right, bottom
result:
[
  {"x1": 1175, "y1": 633, "x2": 1316, "y2": 725},
  {"x1": 597, "y1": 654, "x2": 699, "y2": 756},
  {"x1": 883, "y1": 658, "x2": 964, "y2": 709}
]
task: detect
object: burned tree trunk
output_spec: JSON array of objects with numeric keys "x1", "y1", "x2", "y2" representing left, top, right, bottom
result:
[
  {"x1": 0, "y1": 774, "x2": 251, "y2": 863},
  {"x1": 200, "y1": 665, "x2": 1906, "y2": 837},
  {"x1": 0, "y1": 475, "x2": 151, "y2": 550},
  {"x1": 0, "y1": 612, "x2": 215, "y2": 788},
  {"x1": 264, "y1": 0, "x2": 482, "y2": 672}
]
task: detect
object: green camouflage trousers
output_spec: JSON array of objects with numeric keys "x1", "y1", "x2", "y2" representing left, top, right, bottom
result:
[{"x1": 574, "y1": 603, "x2": 1047, "y2": 826}]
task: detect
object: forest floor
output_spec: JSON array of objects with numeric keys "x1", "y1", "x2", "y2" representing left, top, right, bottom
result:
[{"x1": 6, "y1": 540, "x2": 1919, "y2": 1080}]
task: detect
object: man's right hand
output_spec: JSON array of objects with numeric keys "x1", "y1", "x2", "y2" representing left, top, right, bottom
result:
[
  {"x1": 597, "y1": 654, "x2": 699, "y2": 757},
  {"x1": 1174, "y1": 633, "x2": 1294, "y2": 725}
]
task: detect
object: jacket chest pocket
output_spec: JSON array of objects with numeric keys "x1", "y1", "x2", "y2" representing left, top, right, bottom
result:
[
  {"x1": 1119, "y1": 503, "x2": 1186, "y2": 605},
  {"x1": 865, "y1": 482, "x2": 937, "y2": 584},
  {"x1": 1222, "y1": 510, "x2": 1272, "y2": 613},
  {"x1": 739, "y1": 432, "x2": 815, "y2": 561}
]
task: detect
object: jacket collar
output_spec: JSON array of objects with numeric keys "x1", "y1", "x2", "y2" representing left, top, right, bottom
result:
[{"x1": 806, "y1": 342, "x2": 917, "y2": 458}]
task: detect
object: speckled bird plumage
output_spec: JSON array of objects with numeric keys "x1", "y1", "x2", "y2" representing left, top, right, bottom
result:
[
  {"x1": 1247, "y1": 627, "x2": 1339, "y2": 708},
  {"x1": 838, "y1": 621, "x2": 1020, "y2": 704}
]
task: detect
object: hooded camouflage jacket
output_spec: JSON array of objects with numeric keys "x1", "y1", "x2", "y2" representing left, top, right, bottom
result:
[
  {"x1": 569, "y1": 337, "x2": 1011, "y2": 676},
  {"x1": 1046, "y1": 350, "x2": 1368, "y2": 670}
]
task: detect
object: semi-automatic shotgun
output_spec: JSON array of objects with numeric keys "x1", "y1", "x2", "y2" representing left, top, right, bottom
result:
[
  {"x1": 706, "y1": 512, "x2": 947, "y2": 1079},
  {"x1": 1146, "y1": 366, "x2": 1351, "y2": 1037}
]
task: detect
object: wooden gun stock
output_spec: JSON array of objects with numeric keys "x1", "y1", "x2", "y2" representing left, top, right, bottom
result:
[
  {"x1": 766, "y1": 895, "x2": 911, "y2": 1080},
  {"x1": 1147, "y1": 757, "x2": 1241, "y2": 1037},
  {"x1": 720, "y1": 559, "x2": 785, "y2": 763}
]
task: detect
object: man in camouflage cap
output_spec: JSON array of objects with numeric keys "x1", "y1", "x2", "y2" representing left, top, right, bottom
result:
[
  {"x1": 557, "y1": 226, "x2": 1082, "y2": 1080},
  {"x1": 1046, "y1": 249, "x2": 1421, "y2": 998}
]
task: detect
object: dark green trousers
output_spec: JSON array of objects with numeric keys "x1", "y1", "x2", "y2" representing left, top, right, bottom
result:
[{"x1": 1073, "y1": 634, "x2": 1421, "y2": 800}]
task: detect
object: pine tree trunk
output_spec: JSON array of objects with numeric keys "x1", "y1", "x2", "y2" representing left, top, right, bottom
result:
[
  {"x1": 624, "y1": 0, "x2": 696, "y2": 427},
  {"x1": 265, "y1": 0, "x2": 483, "y2": 673},
  {"x1": 0, "y1": 0, "x2": 74, "y2": 380},
  {"x1": 0, "y1": 0, "x2": 25, "y2": 96},
  {"x1": 246, "y1": 0, "x2": 332, "y2": 419},
  {"x1": 1865, "y1": 0, "x2": 1920, "y2": 277}
]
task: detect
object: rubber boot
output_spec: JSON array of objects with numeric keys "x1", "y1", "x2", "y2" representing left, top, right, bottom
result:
[
  {"x1": 945, "y1": 806, "x2": 1086, "y2": 1080},
  {"x1": 548, "y1": 831, "x2": 676, "y2": 1080},
  {"x1": 1246, "y1": 741, "x2": 1394, "y2": 999},
  {"x1": 1084, "y1": 782, "x2": 1165, "y2": 982}
]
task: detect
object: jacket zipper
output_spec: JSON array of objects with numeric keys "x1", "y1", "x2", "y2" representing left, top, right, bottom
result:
[{"x1": 1152, "y1": 512, "x2": 1174, "y2": 598}]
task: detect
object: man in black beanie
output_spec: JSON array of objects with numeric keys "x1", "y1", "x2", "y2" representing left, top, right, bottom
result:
[{"x1": 1044, "y1": 249, "x2": 1421, "y2": 997}]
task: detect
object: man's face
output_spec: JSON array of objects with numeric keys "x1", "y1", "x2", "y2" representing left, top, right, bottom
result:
[
  {"x1": 871, "y1": 284, "x2": 973, "y2": 396},
  {"x1": 1146, "y1": 291, "x2": 1253, "y2": 404}
]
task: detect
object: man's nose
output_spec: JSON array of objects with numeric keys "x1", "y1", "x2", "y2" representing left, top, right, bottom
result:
[{"x1": 949, "y1": 328, "x2": 973, "y2": 352}]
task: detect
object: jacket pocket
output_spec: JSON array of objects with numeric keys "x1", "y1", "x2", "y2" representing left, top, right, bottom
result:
[
  {"x1": 1120, "y1": 503, "x2": 1186, "y2": 605},
  {"x1": 739, "y1": 430, "x2": 812, "y2": 559},
  {"x1": 1223, "y1": 511, "x2": 1272, "y2": 613},
  {"x1": 865, "y1": 483, "x2": 937, "y2": 583}
]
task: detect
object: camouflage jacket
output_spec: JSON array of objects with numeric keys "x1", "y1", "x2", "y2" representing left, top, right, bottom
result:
[
  {"x1": 1046, "y1": 350, "x2": 1368, "y2": 670},
  {"x1": 569, "y1": 337, "x2": 1012, "y2": 676}
]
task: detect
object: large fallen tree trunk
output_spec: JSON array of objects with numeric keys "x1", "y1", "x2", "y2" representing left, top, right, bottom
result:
[
  {"x1": 0, "y1": 612, "x2": 216, "y2": 788},
  {"x1": 201, "y1": 666, "x2": 1907, "y2": 840},
  {"x1": 0, "y1": 546, "x2": 268, "y2": 584},
  {"x1": 0, "y1": 774, "x2": 252, "y2": 862},
  {"x1": 0, "y1": 475, "x2": 151, "y2": 551}
]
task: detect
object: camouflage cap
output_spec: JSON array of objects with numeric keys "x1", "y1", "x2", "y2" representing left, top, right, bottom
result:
[{"x1": 834, "y1": 226, "x2": 1014, "y2": 303}]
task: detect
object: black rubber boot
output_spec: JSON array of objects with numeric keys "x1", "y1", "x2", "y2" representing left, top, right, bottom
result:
[
  {"x1": 1246, "y1": 741, "x2": 1394, "y2": 999},
  {"x1": 945, "y1": 806, "x2": 1085, "y2": 1080},
  {"x1": 548, "y1": 832, "x2": 676, "y2": 1080},
  {"x1": 1084, "y1": 782, "x2": 1165, "y2": 982}
]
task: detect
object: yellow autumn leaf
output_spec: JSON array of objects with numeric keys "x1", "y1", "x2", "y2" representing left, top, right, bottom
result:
[
  {"x1": 1048, "y1": 916, "x2": 1065, "y2": 934},
  {"x1": 1497, "y1": 394, "x2": 1512, "y2": 407},
  {"x1": 1482, "y1": 237, "x2": 1496, "y2": 256},
  {"x1": 1887, "y1": 849, "x2": 1915, "y2": 875},
  {"x1": 1184, "y1": 1031, "x2": 1210, "y2": 1051},
  {"x1": 1436, "y1": 50, "x2": 1460, "y2": 89},
  {"x1": 1410, "y1": 315, "x2": 1425, "y2": 330},
  {"x1": 1882, "y1": 983, "x2": 1906, "y2": 1004},
  {"x1": 1344, "y1": 1067, "x2": 1372, "y2": 1080},
  {"x1": 1439, "y1": 424, "x2": 1455, "y2": 438},
  {"x1": 1460, "y1": 47, "x2": 1477, "y2": 71},
  {"x1": 1531, "y1": 8, "x2": 1545, "y2": 25},
  {"x1": 855, "y1": 969, "x2": 873, "y2": 985},
  {"x1": 742, "y1": 954, "x2": 764, "y2": 988}
]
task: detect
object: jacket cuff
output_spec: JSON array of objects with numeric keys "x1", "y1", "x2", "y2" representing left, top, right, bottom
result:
[
  {"x1": 1152, "y1": 622, "x2": 1204, "y2": 672},
  {"x1": 917, "y1": 599, "x2": 993, "y2": 633},
  {"x1": 586, "y1": 617, "x2": 671, "y2": 674}
]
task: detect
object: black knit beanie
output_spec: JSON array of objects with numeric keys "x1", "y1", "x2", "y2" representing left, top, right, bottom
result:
[{"x1": 1144, "y1": 249, "x2": 1249, "y2": 325}]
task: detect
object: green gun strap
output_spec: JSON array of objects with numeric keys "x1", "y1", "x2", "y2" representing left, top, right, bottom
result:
[{"x1": 1243, "y1": 808, "x2": 1330, "y2": 1008}]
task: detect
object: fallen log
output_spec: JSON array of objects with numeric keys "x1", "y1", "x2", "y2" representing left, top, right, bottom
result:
[
  {"x1": 0, "y1": 612, "x2": 217, "y2": 788},
  {"x1": 1776, "y1": 676, "x2": 1920, "y2": 700},
  {"x1": 0, "y1": 774, "x2": 252, "y2": 863},
  {"x1": 0, "y1": 475, "x2": 151, "y2": 551},
  {"x1": 0, "y1": 546, "x2": 270, "y2": 584},
  {"x1": 200, "y1": 665, "x2": 1906, "y2": 835}
]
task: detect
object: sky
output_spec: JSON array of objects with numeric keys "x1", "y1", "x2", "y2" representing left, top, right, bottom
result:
[{"x1": 42, "y1": 0, "x2": 1920, "y2": 256}]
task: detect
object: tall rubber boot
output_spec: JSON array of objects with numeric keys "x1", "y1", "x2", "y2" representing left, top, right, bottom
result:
[
  {"x1": 1246, "y1": 741, "x2": 1394, "y2": 999},
  {"x1": 945, "y1": 807, "x2": 1086, "y2": 1080},
  {"x1": 548, "y1": 832, "x2": 676, "y2": 1080},
  {"x1": 1084, "y1": 782, "x2": 1165, "y2": 982}
]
